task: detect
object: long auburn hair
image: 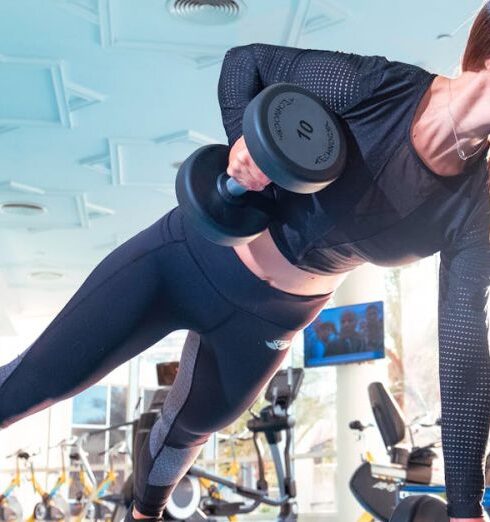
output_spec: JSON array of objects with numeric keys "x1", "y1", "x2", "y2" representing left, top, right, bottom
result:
[
  {"x1": 462, "y1": 2, "x2": 490, "y2": 72},
  {"x1": 461, "y1": 2, "x2": 490, "y2": 177}
]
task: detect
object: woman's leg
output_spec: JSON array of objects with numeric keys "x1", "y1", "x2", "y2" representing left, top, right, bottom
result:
[
  {"x1": 133, "y1": 314, "x2": 304, "y2": 517},
  {"x1": 127, "y1": 209, "x2": 329, "y2": 518},
  {"x1": 0, "y1": 209, "x2": 233, "y2": 428}
]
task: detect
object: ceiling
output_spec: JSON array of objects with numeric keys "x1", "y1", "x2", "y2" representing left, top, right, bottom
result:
[{"x1": 0, "y1": 0, "x2": 484, "y2": 335}]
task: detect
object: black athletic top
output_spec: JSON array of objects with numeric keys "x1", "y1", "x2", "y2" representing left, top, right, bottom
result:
[{"x1": 218, "y1": 43, "x2": 490, "y2": 518}]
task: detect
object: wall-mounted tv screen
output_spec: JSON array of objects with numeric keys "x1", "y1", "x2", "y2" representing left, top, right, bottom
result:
[{"x1": 304, "y1": 301, "x2": 385, "y2": 367}]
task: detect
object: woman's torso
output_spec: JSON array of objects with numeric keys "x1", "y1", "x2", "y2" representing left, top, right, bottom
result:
[{"x1": 233, "y1": 56, "x2": 488, "y2": 296}]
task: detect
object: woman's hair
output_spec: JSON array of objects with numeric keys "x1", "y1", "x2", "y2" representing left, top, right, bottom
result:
[
  {"x1": 462, "y1": 2, "x2": 490, "y2": 184},
  {"x1": 462, "y1": 2, "x2": 490, "y2": 72}
]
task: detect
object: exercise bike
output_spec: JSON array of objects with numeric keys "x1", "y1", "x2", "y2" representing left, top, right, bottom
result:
[
  {"x1": 0, "y1": 449, "x2": 29, "y2": 522},
  {"x1": 26, "y1": 440, "x2": 71, "y2": 522},
  {"x1": 349, "y1": 381, "x2": 490, "y2": 521},
  {"x1": 69, "y1": 432, "x2": 128, "y2": 522}
]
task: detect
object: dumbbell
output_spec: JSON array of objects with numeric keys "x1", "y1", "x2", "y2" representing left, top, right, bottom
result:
[
  {"x1": 390, "y1": 495, "x2": 449, "y2": 521},
  {"x1": 176, "y1": 82, "x2": 347, "y2": 246}
]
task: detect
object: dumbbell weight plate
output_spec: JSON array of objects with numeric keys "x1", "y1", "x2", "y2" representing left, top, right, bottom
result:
[
  {"x1": 390, "y1": 495, "x2": 449, "y2": 522},
  {"x1": 176, "y1": 144, "x2": 274, "y2": 246},
  {"x1": 243, "y1": 83, "x2": 346, "y2": 194}
]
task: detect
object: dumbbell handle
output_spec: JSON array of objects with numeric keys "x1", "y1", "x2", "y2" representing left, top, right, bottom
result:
[
  {"x1": 225, "y1": 175, "x2": 248, "y2": 197},
  {"x1": 217, "y1": 173, "x2": 249, "y2": 199}
]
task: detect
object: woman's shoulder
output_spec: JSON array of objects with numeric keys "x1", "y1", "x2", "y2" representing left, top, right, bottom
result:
[
  {"x1": 317, "y1": 51, "x2": 435, "y2": 105},
  {"x1": 356, "y1": 54, "x2": 434, "y2": 91},
  {"x1": 238, "y1": 43, "x2": 433, "y2": 90}
]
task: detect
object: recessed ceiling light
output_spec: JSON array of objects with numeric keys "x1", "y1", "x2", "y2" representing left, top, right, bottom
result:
[
  {"x1": 30, "y1": 271, "x2": 64, "y2": 281},
  {"x1": 167, "y1": 0, "x2": 245, "y2": 25},
  {"x1": 1, "y1": 202, "x2": 47, "y2": 216}
]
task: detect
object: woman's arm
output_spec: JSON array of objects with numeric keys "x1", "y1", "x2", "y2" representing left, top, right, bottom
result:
[
  {"x1": 217, "y1": 43, "x2": 374, "y2": 147},
  {"x1": 217, "y1": 44, "x2": 304, "y2": 146},
  {"x1": 218, "y1": 43, "x2": 382, "y2": 189},
  {"x1": 439, "y1": 205, "x2": 490, "y2": 519}
]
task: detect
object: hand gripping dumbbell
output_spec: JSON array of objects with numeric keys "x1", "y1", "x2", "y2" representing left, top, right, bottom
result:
[
  {"x1": 389, "y1": 495, "x2": 449, "y2": 521},
  {"x1": 176, "y1": 83, "x2": 347, "y2": 246}
]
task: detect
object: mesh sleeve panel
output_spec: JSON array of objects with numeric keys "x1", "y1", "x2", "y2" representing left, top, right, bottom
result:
[
  {"x1": 217, "y1": 43, "x2": 367, "y2": 146},
  {"x1": 438, "y1": 200, "x2": 490, "y2": 518}
]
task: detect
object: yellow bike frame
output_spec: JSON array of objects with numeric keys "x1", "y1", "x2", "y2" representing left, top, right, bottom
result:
[
  {"x1": 73, "y1": 441, "x2": 119, "y2": 522},
  {"x1": 26, "y1": 442, "x2": 70, "y2": 522},
  {"x1": 0, "y1": 452, "x2": 22, "y2": 504}
]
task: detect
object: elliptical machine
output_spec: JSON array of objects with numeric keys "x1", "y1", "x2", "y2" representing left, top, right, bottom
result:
[
  {"x1": 122, "y1": 364, "x2": 303, "y2": 521},
  {"x1": 189, "y1": 366, "x2": 303, "y2": 522}
]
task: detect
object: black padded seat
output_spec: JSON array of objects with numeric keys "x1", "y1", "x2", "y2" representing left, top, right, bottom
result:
[
  {"x1": 368, "y1": 382, "x2": 406, "y2": 450},
  {"x1": 368, "y1": 382, "x2": 437, "y2": 483}
]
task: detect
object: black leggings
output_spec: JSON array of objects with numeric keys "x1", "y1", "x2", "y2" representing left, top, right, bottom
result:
[{"x1": 0, "y1": 207, "x2": 329, "y2": 516}]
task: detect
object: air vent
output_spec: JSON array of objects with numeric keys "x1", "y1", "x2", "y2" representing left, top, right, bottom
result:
[
  {"x1": 0, "y1": 202, "x2": 47, "y2": 216},
  {"x1": 167, "y1": 0, "x2": 245, "y2": 25}
]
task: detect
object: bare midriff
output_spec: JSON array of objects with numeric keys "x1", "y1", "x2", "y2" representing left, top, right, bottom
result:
[{"x1": 233, "y1": 229, "x2": 348, "y2": 297}]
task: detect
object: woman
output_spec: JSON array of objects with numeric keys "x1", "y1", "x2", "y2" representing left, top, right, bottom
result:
[{"x1": 1, "y1": 4, "x2": 490, "y2": 521}]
